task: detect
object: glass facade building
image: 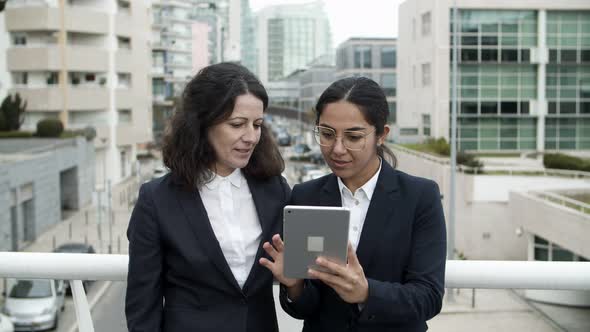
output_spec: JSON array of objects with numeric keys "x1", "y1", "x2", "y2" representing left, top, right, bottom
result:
[
  {"x1": 451, "y1": 9, "x2": 590, "y2": 151},
  {"x1": 336, "y1": 38, "x2": 397, "y2": 125}
]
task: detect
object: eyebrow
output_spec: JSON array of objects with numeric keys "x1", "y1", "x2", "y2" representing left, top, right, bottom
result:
[
  {"x1": 318, "y1": 123, "x2": 367, "y2": 131},
  {"x1": 228, "y1": 117, "x2": 264, "y2": 122}
]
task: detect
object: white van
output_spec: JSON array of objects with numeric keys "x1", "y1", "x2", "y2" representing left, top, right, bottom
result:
[{"x1": 2, "y1": 279, "x2": 65, "y2": 331}]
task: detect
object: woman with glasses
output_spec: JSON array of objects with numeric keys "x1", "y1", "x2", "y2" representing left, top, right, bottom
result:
[{"x1": 260, "y1": 76, "x2": 447, "y2": 332}]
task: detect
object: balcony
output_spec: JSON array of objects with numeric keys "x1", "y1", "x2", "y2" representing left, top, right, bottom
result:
[
  {"x1": 7, "y1": 46, "x2": 109, "y2": 72},
  {"x1": 116, "y1": 124, "x2": 136, "y2": 147},
  {"x1": 115, "y1": 12, "x2": 132, "y2": 37},
  {"x1": 0, "y1": 253, "x2": 588, "y2": 332},
  {"x1": 10, "y1": 86, "x2": 62, "y2": 111},
  {"x1": 68, "y1": 86, "x2": 109, "y2": 110},
  {"x1": 115, "y1": 50, "x2": 133, "y2": 73},
  {"x1": 5, "y1": 6, "x2": 108, "y2": 34},
  {"x1": 115, "y1": 88, "x2": 133, "y2": 109}
]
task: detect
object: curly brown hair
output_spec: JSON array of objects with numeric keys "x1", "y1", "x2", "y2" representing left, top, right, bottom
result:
[{"x1": 162, "y1": 62, "x2": 284, "y2": 189}]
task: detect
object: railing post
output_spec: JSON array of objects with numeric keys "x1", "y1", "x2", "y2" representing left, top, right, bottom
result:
[{"x1": 70, "y1": 280, "x2": 95, "y2": 332}]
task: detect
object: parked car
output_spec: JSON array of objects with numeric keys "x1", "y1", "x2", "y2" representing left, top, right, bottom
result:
[
  {"x1": 292, "y1": 143, "x2": 311, "y2": 155},
  {"x1": 0, "y1": 314, "x2": 14, "y2": 332},
  {"x1": 53, "y1": 243, "x2": 96, "y2": 294},
  {"x1": 2, "y1": 278, "x2": 65, "y2": 331},
  {"x1": 277, "y1": 132, "x2": 291, "y2": 146}
]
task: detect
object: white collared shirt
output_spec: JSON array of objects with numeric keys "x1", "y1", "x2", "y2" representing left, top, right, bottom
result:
[
  {"x1": 199, "y1": 168, "x2": 262, "y2": 288},
  {"x1": 337, "y1": 159, "x2": 382, "y2": 251}
]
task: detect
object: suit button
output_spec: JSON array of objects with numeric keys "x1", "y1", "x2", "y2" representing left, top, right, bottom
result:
[
  {"x1": 368, "y1": 314, "x2": 376, "y2": 321},
  {"x1": 241, "y1": 298, "x2": 247, "y2": 304}
]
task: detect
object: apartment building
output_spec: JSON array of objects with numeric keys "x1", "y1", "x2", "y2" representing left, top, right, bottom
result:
[
  {"x1": 3, "y1": 0, "x2": 152, "y2": 187},
  {"x1": 398, "y1": 0, "x2": 590, "y2": 152},
  {"x1": 335, "y1": 38, "x2": 397, "y2": 132},
  {"x1": 255, "y1": 1, "x2": 332, "y2": 84}
]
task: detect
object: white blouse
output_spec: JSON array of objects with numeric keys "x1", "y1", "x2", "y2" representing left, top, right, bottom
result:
[{"x1": 199, "y1": 168, "x2": 262, "y2": 288}]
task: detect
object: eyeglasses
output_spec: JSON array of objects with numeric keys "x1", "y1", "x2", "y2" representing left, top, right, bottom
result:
[{"x1": 313, "y1": 126, "x2": 376, "y2": 151}]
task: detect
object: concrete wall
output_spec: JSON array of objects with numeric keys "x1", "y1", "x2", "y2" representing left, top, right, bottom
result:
[
  {"x1": 0, "y1": 138, "x2": 95, "y2": 251},
  {"x1": 391, "y1": 145, "x2": 528, "y2": 260},
  {"x1": 511, "y1": 191, "x2": 590, "y2": 260}
]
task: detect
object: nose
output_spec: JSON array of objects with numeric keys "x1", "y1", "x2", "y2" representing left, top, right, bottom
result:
[
  {"x1": 241, "y1": 124, "x2": 258, "y2": 144},
  {"x1": 331, "y1": 136, "x2": 347, "y2": 155}
]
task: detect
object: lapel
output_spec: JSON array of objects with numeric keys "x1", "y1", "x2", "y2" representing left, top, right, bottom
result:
[
  {"x1": 319, "y1": 174, "x2": 342, "y2": 207},
  {"x1": 355, "y1": 162, "x2": 400, "y2": 269},
  {"x1": 241, "y1": 176, "x2": 275, "y2": 293},
  {"x1": 175, "y1": 185, "x2": 242, "y2": 293}
]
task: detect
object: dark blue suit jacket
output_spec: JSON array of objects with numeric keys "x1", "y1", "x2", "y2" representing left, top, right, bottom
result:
[
  {"x1": 126, "y1": 173, "x2": 290, "y2": 332},
  {"x1": 280, "y1": 162, "x2": 446, "y2": 332}
]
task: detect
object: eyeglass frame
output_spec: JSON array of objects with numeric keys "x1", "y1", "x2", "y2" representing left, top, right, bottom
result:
[{"x1": 313, "y1": 125, "x2": 377, "y2": 151}]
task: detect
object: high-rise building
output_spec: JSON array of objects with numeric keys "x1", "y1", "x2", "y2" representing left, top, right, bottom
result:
[
  {"x1": 398, "y1": 0, "x2": 590, "y2": 152},
  {"x1": 335, "y1": 38, "x2": 397, "y2": 128},
  {"x1": 151, "y1": 0, "x2": 253, "y2": 142},
  {"x1": 3, "y1": 0, "x2": 152, "y2": 186},
  {"x1": 255, "y1": 1, "x2": 332, "y2": 84}
]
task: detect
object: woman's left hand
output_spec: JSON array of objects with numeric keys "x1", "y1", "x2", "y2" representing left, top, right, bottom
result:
[{"x1": 308, "y1": 243, "x2": 369, "y2": 304}]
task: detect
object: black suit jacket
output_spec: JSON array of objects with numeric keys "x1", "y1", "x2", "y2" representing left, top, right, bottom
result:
[
  {"x1": 280, "y1": 162, "x2": 446, "y2": 332},
  {"x1": 126, "y1": 173, "x2": 290, "y2": 332}
]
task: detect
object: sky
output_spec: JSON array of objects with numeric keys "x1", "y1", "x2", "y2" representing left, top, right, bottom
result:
[{"x1": 249, "y1": 0, "x2": 404, "y2": 48}]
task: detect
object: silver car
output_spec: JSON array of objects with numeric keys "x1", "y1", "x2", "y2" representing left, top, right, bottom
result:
[{"x1": 2, "y1": 279, "x2": 65, "y2": 331}]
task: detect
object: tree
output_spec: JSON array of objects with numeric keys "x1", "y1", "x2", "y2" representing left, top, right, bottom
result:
[{"x1": 0, "y1": 93, "x2": 27, "y2": 131}]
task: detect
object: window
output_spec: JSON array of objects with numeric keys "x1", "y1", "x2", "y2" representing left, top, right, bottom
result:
[
  {"x1": 421, "y1": 12, "x2": 431, "y2": 36},
  {"x1": 12, "y1": 72, "x2": 28, "y2": 85},
  {"x1": 387, "y1": 102, "x2": 396, "y2": 124},
  {"x1": 422, "y1": 114, "x2": 431, "y2": 136},
  {"x1": 118, "y1": 109, "x2": 132, "y2": 123},
  {"x1": 421, "y1": 63, "x2": 431, "y2": 86},
  {"x1": 46, "y1": 72, "x2": 58, "y2": 85},
  {"x1": 381, "y1": 47, "x2": 396, "y2": 68},
  {"x1": 354, "y1": 46, "x2": 372, "y2": 69},
  {"x1": 117, "y1": 36, "x2": 131, "y2": 50},
  {"x1": 12, "y1": 33, "x2": 27, "y2": 46},
  {"x1": 381, "y1": 74, "x2": 396, "y2": 96},
  {"x1": 400, "y1": 128, "x2": 419, "y2": 136},
  {"x1": 120, "y1": 150, "x2": 127, "y2": 178},
  {"x1": 117, "y1": 73, "x2": 131, "y2": 88}
]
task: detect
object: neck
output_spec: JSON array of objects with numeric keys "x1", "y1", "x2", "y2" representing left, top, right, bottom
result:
[{"x1": 342, "y1": 156, "x2": 380, "y2": 193}]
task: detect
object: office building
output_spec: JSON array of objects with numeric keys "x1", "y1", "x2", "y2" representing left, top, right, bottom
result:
[
  {"x1": 335, "y1": 38, "x2": 397, "y2": 130},
  {"x1": 398, "y1": 0, "x2": 590, "y2": 151}
]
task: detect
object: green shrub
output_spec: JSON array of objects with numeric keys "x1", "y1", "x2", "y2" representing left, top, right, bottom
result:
[
  {"x1": 0, "y1": 112, "x2": 7, "y2": 131},
  {"x1": 0, "y1": 93, "x2": 27, "y2": 131},
  {"x1": 457, "y1": 151, "x2": 483, "y2": 169},
  {"x1": 425, "y1": 137, "x2": 451, "y2": 156},
  {"x1": 544, "y1": 153, "x2": 590, "y2": 172},
  {"x1": 36, "y1": 118, "x2": 64, "y2": 137}
]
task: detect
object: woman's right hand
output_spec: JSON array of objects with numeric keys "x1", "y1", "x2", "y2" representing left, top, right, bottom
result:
[{"x1": 259, "y1": 234, "x2": 302, "y2": 288}]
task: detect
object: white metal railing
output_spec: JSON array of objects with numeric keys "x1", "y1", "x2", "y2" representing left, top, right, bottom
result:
[
  {"x1": 531, "y1": 191, "x2": 590, "y2": 215},
  {"x1": 1, "y1": 253, "x2": 589, "y2": 332}
]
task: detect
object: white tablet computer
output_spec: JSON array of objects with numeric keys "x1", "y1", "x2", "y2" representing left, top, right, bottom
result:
[{"x1": 283, "y1": 205, "x2": 350, "y2": 279}]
